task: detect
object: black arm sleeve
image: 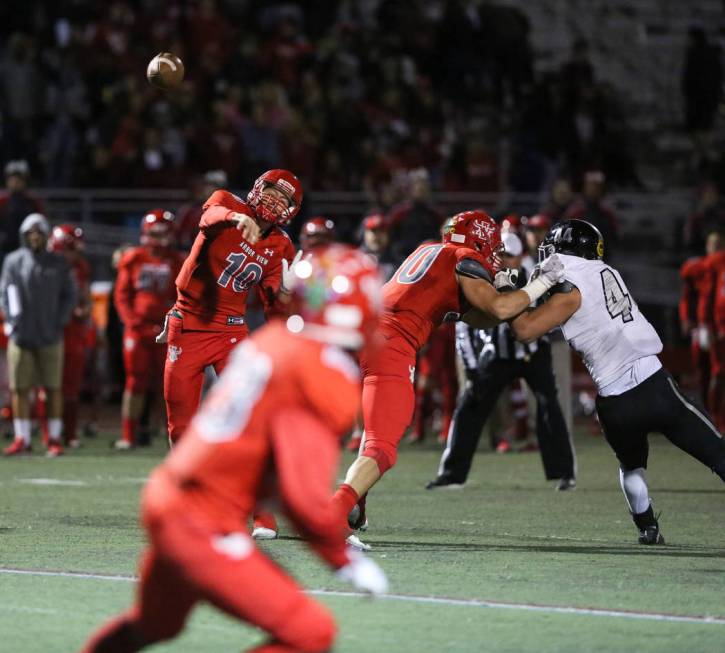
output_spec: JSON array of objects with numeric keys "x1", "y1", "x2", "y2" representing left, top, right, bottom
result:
[
  {"x1": 548, "y1": 281, "x2": 576, "y2": 295},
  {"x1": 455, "y1": 258, "x2": 493, "y2": 283}
]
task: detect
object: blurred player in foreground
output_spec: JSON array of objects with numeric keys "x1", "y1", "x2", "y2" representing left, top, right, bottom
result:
[
  {"x1": 332, "y1": 210, "x2": 567, "y2": 548},
  {"x1": 510, "y1": 219, "x2": 725, "y2": 544},
  {"x1": 81, "y1": 245, "x2": 388, "y2": 653},
  {"x1": 299, "y1": 216, "x2": 336, "y2": 251},
  {"x1": 113, "y1": 210, "x2": 184, "y2": 449}
]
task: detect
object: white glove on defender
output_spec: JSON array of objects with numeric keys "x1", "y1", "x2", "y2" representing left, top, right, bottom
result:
[
  {"x1": 494, "y1": 268, "x2": 519, "y2": 291},
  {"x1": 522, "y1": 254, "x2": 565, "y2": 302},
  {"x1": 336, "y1": 550, "x2": 388, "y2": 596},
  {"x1": 280, "y1": 250, "x2": 304, "y2": 295}
]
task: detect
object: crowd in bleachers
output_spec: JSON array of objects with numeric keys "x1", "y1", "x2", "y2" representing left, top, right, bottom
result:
[{"x1": 0, "y1": 0, "x2": 647, "y2": 193}]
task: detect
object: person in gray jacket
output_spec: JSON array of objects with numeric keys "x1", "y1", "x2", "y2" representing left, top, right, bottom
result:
[{"x1": 1, "y1": 213, "x2": 77, "y2": 456}]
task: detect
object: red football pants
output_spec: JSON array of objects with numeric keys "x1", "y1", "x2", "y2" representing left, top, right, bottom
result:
[
  {"x1": 163, "y1": 316, "x2": 247, "y2": 443},
  {"x1": 123, "y1": 328, "x2": 166, "y2": 395},
  {"x1": 81, "y1": 509, "x2": 336, "y2": 653},
  {"x1": 359, "y1": 339, "x2": 416, "y2": 473}
]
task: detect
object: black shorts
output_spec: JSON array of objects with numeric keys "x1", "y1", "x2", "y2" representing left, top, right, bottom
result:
[{"x1": 595, "y1": 368, "x2": 725, "y2": 472}]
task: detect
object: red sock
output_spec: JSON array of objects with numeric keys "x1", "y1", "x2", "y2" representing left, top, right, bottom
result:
[
  {"x1": 64, "y1": 400, "x2": 79, "y2": 444},
  {"x1": 332, "y1": 484, "x2": 359, "y2": 524},
  {"x1": 122, "y1": 417, "x2": 137, "y2": 444}
]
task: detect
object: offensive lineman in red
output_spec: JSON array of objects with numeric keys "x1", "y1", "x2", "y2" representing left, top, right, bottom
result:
[
  {"x1": 81, "y1": 245, "x2": 388, "y2": 653},
  {"x1": 114, "y1": 210, "x2": 185, "y2": 449},
  {"x1": 332, "y1": 210, "x2": 567, "y2": 547},
  {"x1": 48, "y1": 224, "x2": 91, "y2": 447},
  {"x1": 160, "y1": 169, "x2": 302, "y2": 447},
  {"x1": 698, "y1": 231, "x2": 725, "y2": 432}
]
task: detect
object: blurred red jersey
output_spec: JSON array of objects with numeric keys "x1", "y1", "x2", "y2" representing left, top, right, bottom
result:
[
  {"x1": 679, "y1": 256, "x2": 708, "y2": 328},
  {"x1": 114, "y1": 246, "x2": 184, "y2": 328},
  {"x1": 380, "y1": 242, "x2": 488, "y2": 351},
  {"x1": 69, "y1": 257, "x2": 91, "y2": 323},
  {"x1": 174, "y1": 190, "x2": 295, "y2": 331},
  {"x1": 145, "y1": 322, "x2": 360, "y2": 566},
  {"x1": 699, "y1": 251, "x2": 725, "y2": 334}
]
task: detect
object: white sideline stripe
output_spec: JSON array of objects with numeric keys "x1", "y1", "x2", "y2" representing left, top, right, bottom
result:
[
  {"x1": 1, "y1": 568, "x2": 724, "y2": 626},
  {"x1": 16, "y1": 478, "x2": 88, "y2": 486}
]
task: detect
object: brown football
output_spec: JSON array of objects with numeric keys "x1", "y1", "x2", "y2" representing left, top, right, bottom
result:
[{"x1": 146, "y1": 52, "x2": 185, "y2": 90}]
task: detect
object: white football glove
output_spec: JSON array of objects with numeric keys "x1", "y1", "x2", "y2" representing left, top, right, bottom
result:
[
  {"x1": 155, "y1": 314, "x2": 170, "y2": 344},
  {"x1": 280, "y1": 250, "x2": 304, "y2": 295},
  {"x1": 336, "y1": 550, "x2": 388, "y2": 596},
  {"x1": 522, "y1": 254, "x2": 565, "y2": 302},
  {"x1": 494, "y1": 268, "x2": 519, "y2": 291}
]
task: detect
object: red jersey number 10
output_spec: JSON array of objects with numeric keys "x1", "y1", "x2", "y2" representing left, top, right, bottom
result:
[{"x1": 218, "y1": 252, "x2": 263, "y2": 293}]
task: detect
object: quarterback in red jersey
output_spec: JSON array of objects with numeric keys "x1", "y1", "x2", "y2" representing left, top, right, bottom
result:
[
  {"x1": 113, "y1": 210, "x2": 185, "y2": 449},
  {"x1": 332, "y1": 210, "x2": 567, "y2": 548},
  {"x1": 698, "y1": 232, "x2": 725, "y2": 432},
  {"x1": 161, "y1": 169, "x2": 303, "y2": 448},
  {"x1": 81, "y1": 245, "x2": 388, "y2": 653},
  {"x1": 680, "y1": 231, "x2": 721, "y2": 407},
  {"x1": 48, "y1": 224, "x2": 91, "y2": 447}
]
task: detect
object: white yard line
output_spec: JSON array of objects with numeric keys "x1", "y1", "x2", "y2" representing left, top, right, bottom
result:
[{"x1": 1, "y1": 567, "x2": 723, "y2": 626}]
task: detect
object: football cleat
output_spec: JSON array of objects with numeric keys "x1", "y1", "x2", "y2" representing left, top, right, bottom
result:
[
  {"x1": 425, "y1": 476, "x2": 465, "y2": 490},
  {"x1": 346, "y1": 533, "x2": 371, "y2": 552},
  {"x1": 113, "y1": 439, "x2": 134, "y2": 451},
  {"x1": 638, "y1": 524, "x2": 665, "y2": 545},
  {"x1": 556, "y1": 477, "x2": 576, "y2": 491},
  {"x1": 251, "y1": 527, "x2": 278, "y2": 540},
  {"x1": 46, "y1": 442, "x2": 64, "y2": 458},
  {"x1": 3, "y1": 439, "x2": 31, "y2": 456},
  {"x1": 66, "y1": 438, "x2": 81, "y2": 449},
  {"x1": 632, "y1": 507, "x2": 665, "y2": 545},
  {"x1": 348, "y1": 496, "x2": 368, "y2": 530},
  {"x1": 495, "y1": 441, "x2": 512, "y2": 454}
]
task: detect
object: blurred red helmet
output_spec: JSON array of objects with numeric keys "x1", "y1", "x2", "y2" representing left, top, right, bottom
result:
[
  {"x1": 247, "y1": 169, "x2": 303, "y2": 226},
  {"x1": 285, "y1": 244, "x2": 383, "y2": 350},
  {"x1": 300, "y1": 216, "x2": 336, "y2": 250},
  {"x1": 141, "y1": 208, "x2": 176, "y2": 248},
  {"x1": 442, "y1": 210, "x2": 503, "y2": 271},
  {"x1": 362, "y1": 213, "x2": 386, "y2": 231},
  {"x1": 501, "y1": 213, "x2": 521, "y2": 233},
  {"x1": 525, "y1": 214, "x2": 552, "y2": 230},
  {"x1": 48, "y1": 224, "x2": 84, "y2": 252}
]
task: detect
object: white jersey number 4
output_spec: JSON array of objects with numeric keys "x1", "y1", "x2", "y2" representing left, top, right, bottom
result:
[{"x1": 600, "y1": 269, "x2": 633, "y2": 323}]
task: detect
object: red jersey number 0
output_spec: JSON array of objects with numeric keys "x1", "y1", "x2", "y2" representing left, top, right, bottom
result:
[{"x1": 396, "y1": 244, "x2": 444, "y2": 285}]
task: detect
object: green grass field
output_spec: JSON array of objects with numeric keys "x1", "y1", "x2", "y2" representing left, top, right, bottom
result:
[{"x1": 1, "y1": 428, "x2": 724, "y2": 652}]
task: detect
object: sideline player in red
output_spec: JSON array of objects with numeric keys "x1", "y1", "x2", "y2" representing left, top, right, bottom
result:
[
  {"x1": 113, "y1": 210, "x2": 184, "y2": 449},
  {"x1": 47, "y1": 224, "x2": 91, "y2": 447},
  {"x1": 299, "y1": 216, "x2": 336, "y2": 251},
  {"x1": 80, "y1": 245, "x2": 388, "y2": 653},
  {"x1": 680, "y1": 231, "x2": 721, "y2": 407},
  {"x1": 332, "y1": 210, "x2": 566, "y2": 547},
  {"x1": 698, "y1": 231, "x2": 725, "y2": 432}
]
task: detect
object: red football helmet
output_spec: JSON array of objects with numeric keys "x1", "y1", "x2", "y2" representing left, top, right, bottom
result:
[
  {"x1": 442, "y1": 210, "x2": 503, "y2": 271},
  {"x1": 300, "y1": 216, "x2": 336, "y2": 250},
  {"x1": 362, "y1": 213, "x2": 386, "y2": 231},
  {"x1": 48, "y1": 224, "x2": 84, "y2": 252},
  {"x1": 525, "y1": 213, "x2": 552, "y2": 231},
  {"x1": 141, "y1": 208, "x2": 176, "y2": 248},
  {"x1": 246, "y1": 169, "x2": 303, "y2": 226},
  {"x1": 286, "y1": 244, "x2": 383, "y2": 350}
]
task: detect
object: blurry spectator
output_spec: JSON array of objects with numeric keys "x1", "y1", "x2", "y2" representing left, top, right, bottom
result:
[
  {"x1": 359, "y1": 213, "x2": 396, "y2": 280},
  {"x1": 0, "y1": 161, "x2": 44, "y2": 264},
  {"x1": 540, "y1": 178, "x2": 574, "y2": 222},
  {"x1": 682, "y1": 27, "x2": 722, "y2": 166},
  {"x1": 684, "y1": 183, "x2": 725, "y2": 256},
  {"x1": 521, "y1": 213, "x2": 551, "y2": 269},
  {"x1": 1, "y1": 213, "x2": 76, "y2": 457},
  {"x1": 387, "y1": 168, "x2": 443, "y2": 265},
  {"x1": 560, "y1": 38, "x2": 595, "y2": 111},
  {"x1": 565, "y1": 170, "x2": 618, "y2": 258},
  {"x1": 299, "y1": 216, "x2": 336, "y2": 250},
  {"x1": 176, "y1": 170, "x2": 228, "y2": 251}
]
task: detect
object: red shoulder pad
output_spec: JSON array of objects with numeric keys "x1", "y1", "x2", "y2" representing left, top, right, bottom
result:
[{"x1": 203, "y1": 190, "x2": 251, "y2": 214}]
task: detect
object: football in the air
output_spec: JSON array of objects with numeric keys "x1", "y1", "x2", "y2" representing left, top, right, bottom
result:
[{"x1": 146, "y1": 52, "x2": 185, "y2": 90}]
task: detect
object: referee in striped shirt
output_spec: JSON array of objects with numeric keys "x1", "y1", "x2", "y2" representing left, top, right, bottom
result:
[{"x1": 427, "y1": 232, "x2": 577, "y2": 491}]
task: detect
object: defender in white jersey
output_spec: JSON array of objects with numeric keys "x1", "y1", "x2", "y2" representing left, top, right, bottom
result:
[{"x1": 510, "y1": 219, "x2": 725, "y2": 545}]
